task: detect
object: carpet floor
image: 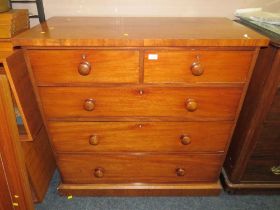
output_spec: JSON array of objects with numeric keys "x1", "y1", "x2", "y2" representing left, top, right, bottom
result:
[{"x1": 36, "y1": 172, "x2": 280, "y2": 210}]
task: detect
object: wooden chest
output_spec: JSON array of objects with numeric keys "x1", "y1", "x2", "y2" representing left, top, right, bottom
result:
[
  {"x1": 11, "y1": 17, "x2": 268, "y2": 196},
  {"x1": 223, "y1": 20, "x2": 280, "y2": 193},
  {"x1": 0, "y1": 9, "x2": 29, "y2": 39}
]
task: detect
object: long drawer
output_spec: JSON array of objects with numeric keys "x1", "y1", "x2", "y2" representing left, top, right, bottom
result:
[
  {"x1": 49, "y1": 121, "x2": 233, "y2": 153},
  {"x1": 27, "y1": 50, "x2": 140, "y2": 84},
  {"x1": 57, "y1": 154, "x2": 223, "y2": 184},
  {"x1": 39, "y1": 87, "x2": 242, "y2": 120},
  {"x1": 243, "y1": 158, "x2": 280, "y2": 182},
  {"x1": 144, "y1": 50, "x2": 253, "y2": 83}
]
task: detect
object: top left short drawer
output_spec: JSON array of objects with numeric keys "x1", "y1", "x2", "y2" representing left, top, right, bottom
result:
[{"x1": 27, "y1": 50, "x2": 140, "y2": 85}]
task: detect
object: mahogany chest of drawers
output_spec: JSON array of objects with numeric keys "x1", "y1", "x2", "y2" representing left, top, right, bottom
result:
[
  {"x1": 223, "y1": 20, "x2": 280, "y2": 193},
  {"x1": 11, "y1": 17, "x2": 268, "y2": 196}
]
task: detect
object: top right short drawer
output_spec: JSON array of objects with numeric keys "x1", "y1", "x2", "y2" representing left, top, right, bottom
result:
[{"x1": 144, "y1": 50, "x2": 253, "y2": 83}]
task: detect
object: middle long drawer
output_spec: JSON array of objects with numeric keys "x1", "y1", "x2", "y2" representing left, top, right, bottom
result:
[
  {"x1": 49, "y1": 121, "x2": 233, "y2": 153},
  {"x1": 39, "y1": 86, "x2": 242, "y2": 120}
]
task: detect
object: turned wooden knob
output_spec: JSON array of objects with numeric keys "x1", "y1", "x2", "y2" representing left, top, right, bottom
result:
[
  {"x1": 186, "y1": 99, "x2": 198, "y2": 112},
  {"x1": 84, "y1": 99, "x2": 95, "y2": 111},
  {"x1": 78, "y1": 60, "x2": 91, "y2": 76},
  {"x1": 181, "y1": 135, "x2": 191, "y2": 145},
  {"x1": 89, "y1": 135, "x2": 98, "y2": 145},
  {"x1": 176, "y1": 168, "x2": 185, "y2": 176},
  {"x1": 94, "y1": 168, "x2": 104, "y2": 178},
  {"x1": 190, "y1": 62, "x2": 204, "y2": 76}
]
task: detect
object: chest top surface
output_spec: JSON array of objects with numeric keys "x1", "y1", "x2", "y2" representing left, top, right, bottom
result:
[{"x1": 12, "y1": 17, "x2": 268, "y2": 47}]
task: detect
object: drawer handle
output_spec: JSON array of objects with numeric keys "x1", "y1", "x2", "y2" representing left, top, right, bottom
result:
[
  {"x1": 190, "y1": 62, "x2": 204, "y2": 76},
  {"x1": 186, "y1": 99, "x2": 198, "y2": 112},
  {"x1": 271, "y1": 166, "x2": 280, "y2": 175},
  {"x1": 84, "y1": 99, "x2": 95, "y2": 111},
  {"x1": 89, "y1": 135, "x2": 99, "y2": 145},
  {"x1": 94, "y1": 167, "x2": 104, "y2": 178},
  {"x1": 181, "y1": 135, "x2": 191, "y2": 145},
  {"x1": 176, "y1": 168, "x2": 186, "y2": 176},
  {"x1": 78, "y1": 58, "x2": 91, "y2": 76},
  {"x1": 190, "y1": 55, "x2": 203, "y2": 76}
]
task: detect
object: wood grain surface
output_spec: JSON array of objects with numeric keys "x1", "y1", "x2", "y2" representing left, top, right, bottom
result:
[
  {"x1": 38, "y1": 86, "x2": 242, "y2": 120},
  {"x1": 12, "y1": 17, "x2": 268, "y2": 47},
  {"x1": 49, "y1": 121, "x2": 233, "y2": 153},
  {"x1": 27, "y1": 50, "x2": 140, "y2": 84},
  {"x1": 144, "y1": 50, "x2": 253, "y2": 83},
  {"x1": 4, "y1": 50, "x2": 43, "y2": 141},
  {"x1": 57, "y1": 153, "x2": 223, "y2": 184}
]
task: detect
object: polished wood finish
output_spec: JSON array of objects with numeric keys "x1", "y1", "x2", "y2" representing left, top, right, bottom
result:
[
  {"x1": 27, "y1": 50, "x2": 139, "y2": 85},
  {"x1": 1, "y1": 50, "x2": 56, "y2": 202},
  {"x1": 223, "y1": 20, "x2": 280, "y2": 193},
  {"x1": 39, "y1": 86, "x2": 242, "y2": 120},
  {"x1": 242, "y1": 158, "x2": 280, "y2": 182},
  {"x1": 21, "y1": 126, "x2": 56, "y2": 202},
  {"x1": 58, "y1": 182, "x2": 222, "y2": 196},
  {"x1": 49, "y1": 121, "x2": 232, "y2": 153},
  {"x1": 0, "y1": 75, "x2": 34, "y2": 210},
  {"x1": 252, "y1": 123, "x2": 280, "y2": 158},
  {"x1": 222, "y1": 169, "x2": 280, "y2": 194},
  {"x1": 266, "y1": 88, "x2": 280, "y2": 121},
  {"x1": 0, "y1": 11, "x2": 55, "y2": 205},
  {"x1": 144, "y1": 50, "x2": 253, "y2": 83},
  {"x1": 0, "y1": 9, "x2": 29, "y2": 39},
  {"x1": 4, "y1": 50, "x2": 43, "y2": 141},
  {"x1": 0, "y1": 154, "x2": 14, "y2": 210},
  {"x1": 17, "y1": 17, "x2": 266, "y2": 196},
  {"x1": 0, "y1": 41, "x2": 14, "y2": 51},
  {"x1": 57, "y1": 154, "x2": 223, "y2": 184},
  {"x1": 12, "y1": 17, "x2": 268, "y2": 47}
]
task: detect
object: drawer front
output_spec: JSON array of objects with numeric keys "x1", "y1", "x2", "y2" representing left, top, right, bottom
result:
[
  {"x1": 39, "y1": 87, "x2": 242, "y2": 120},
  {"x1": 243, "y1": 158, "x2": 280, "y2": 182},
  {"x1": 27, "y1": 50, "x2": 139, "y2": 84},
  {"x1": 57, "y1": 154, "x2": 223, "y2": 184},
  {"x1": 49, "y1": 121, "x2": 233, "y2": 153},
  {"x1": 252, "y1": 123, "x2": 280, "y2": 158},
  {"x1": 144, "y1": 50, "x2": 253, "y2": 83}
]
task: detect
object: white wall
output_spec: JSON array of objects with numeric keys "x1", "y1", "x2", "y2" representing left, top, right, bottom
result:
[{"x1": 13, "y1": 0, "x2": 280, "y2": 26}]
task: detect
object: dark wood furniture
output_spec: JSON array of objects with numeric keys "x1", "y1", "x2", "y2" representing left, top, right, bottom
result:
[
  {"x1": 223, "y1": 20, "x2": 280, "y2": 193},
  {"x1": 11, "y1": 17, "x2": 268, "y2": 196}
]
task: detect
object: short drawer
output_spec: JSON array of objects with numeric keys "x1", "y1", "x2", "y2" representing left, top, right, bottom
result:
[
  {"x1": 27, "y1": 50, "x2": 139, "y2": 84},
  {"x1": 144, "y1": 50, "x2": 253, "y2": 83},
  {"x1": 57, "y1": 154, "x2": 223, "y2": 184},
  {"x1": 243, "y1": 158, "x2": 280, "y2": 182},
  {"x1": 39, "y1": 87, "x2": 242, "y2": 120},
  {"x1": 49, "y1": 121, "x2": 233, "y2": 153}
]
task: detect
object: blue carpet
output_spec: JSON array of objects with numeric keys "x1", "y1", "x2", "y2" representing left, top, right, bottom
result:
[{"x1": 36, "y1": 172, "x2": 280, "y2": 210}]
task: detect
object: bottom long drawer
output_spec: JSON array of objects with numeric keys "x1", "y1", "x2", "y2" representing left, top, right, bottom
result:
[
  {"x1": 242, "y1": 158, "x2": 280, "y2": 182},
  {"x1": 57, "y1": 153, "x2": 224, "y2": 184}
]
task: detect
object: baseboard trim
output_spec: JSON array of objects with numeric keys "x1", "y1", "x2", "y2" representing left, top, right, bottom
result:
[
  {"x1": 221, "y1": 168, "x2": 280, "y2": 194},
  {"x1": 57, "y1": 181, "x2": 222, "y2": 196}
]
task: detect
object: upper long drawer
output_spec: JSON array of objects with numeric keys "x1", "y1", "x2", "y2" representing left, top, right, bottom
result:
[
  {"x1": 27, "y1": 50, "x2": 140, "y2": 84},
  {"x1": 38, "y1": 86, "x2": 242, "y2": 120},
  {"x1": 144, "y1": 50, "x2": 253, "y2": 83}
]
